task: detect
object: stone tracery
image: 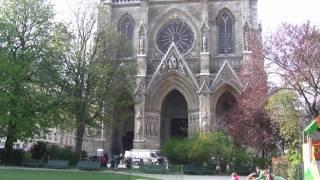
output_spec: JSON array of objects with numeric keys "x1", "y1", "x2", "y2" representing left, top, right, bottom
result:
[{"x1": 156, "y1": 18, "x2": 194, "y2": 54}]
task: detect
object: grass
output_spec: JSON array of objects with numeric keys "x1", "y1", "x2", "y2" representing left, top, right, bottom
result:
[{"x1": 0, "y1": 168, "x2": 154, "y2": 180}]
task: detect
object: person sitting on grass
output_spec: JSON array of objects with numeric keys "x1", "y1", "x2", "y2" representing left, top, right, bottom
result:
[
  {"x1": 231, "y1": 172, "x2": 239, "y2": 180},
  {"x1": 264, "y1": 168, "x2": 273, "y2": 180},
  {"x1": 247, "y1": 166, "x2": 265, "y2": 180}
]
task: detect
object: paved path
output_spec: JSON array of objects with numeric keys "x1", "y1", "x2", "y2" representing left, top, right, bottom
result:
[{"x1": 133, "y1": 173, "x2": 247, "y2": 180}]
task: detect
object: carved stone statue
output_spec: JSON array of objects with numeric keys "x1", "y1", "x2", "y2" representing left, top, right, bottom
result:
[
  {"x1": 201, "y1": 110, "x2": 208, "y2": 133},
  {"x1": 139, "y1": 33, "x2": 145, "y2": 54},
  {"x1": 243, "y1": 21, "x2": 250, "y2": 51},
  {"x1": 136, "y1": 110, "x2": 143, "y2": 139},
  {"x1": 161, "y1": 61, "x2": 167, "y2": 72},
  {"x1": 170, "y1": 55, "x2": 177, "y2": 68},
  {"x1": 202, "y1": 34, "x2": 207, "y2": 52},
  {"x1": 178, "y1": 60, "x2": 185, "y2": 74}
]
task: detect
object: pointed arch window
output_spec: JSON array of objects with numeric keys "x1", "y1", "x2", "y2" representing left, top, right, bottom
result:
[
  {"x1": 118, "y1": 15, "x2": 135, "y2": 57},
  {"x1": 218, "y1": 11, "x2": 234, "y2": 54}
]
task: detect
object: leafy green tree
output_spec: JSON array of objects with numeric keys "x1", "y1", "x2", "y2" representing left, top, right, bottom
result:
[
  {"x1": 266, "y1": 89, "x2": 303, "y2": 151},
  {"x1": 54, "y1": 2, "x2": 133, "y2": 161},
  {"x1": 0, "y1": 0, "x2": 64, "y2": 163},
  {"x1": 266, "y1": 89, "x2": 303, "y2": 180}
]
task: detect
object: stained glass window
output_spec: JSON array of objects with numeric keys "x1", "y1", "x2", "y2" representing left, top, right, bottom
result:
[
  {"x1": 156, "y1": 19, "x2": 194, "y2": 54},
  {"x1": 218, "y1": 12, "x2": 234, "y2": 54},
  {"x1": 118, "y1": 15, "x2": 134, "y2": 57}
]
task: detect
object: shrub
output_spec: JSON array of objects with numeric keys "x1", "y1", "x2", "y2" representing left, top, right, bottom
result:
[
  {"x1": 47, "y1": 144, "x2": 73, "y2": 161},
  {"x1": 253, "y1": 157, "x2": 270, "y2": 169},
  {"x1": 272, "y1": 149, "x2": 302, "y2": 180},
  {"x1": 30, "y1": 141, "x2": 48, "y2": 160},
  {"x1": 29, "y1": 142, "x2": 83, "y2": 166},
  {"x1": 231, "y1": 148, "x2": 254, "y2": 167},
  {"x1": 5, "y1": 149, "x2": 24, "y2": 165},
  {"x1": 0, "y1": 148, "x2": 4, "y2": 164},
  {"x1": 24, "y1": 151, "x2": 32, "y2": 160},
  {"x1": 162, "y1": 132, "x2": 234, "y2": 166},
  {"x1": 162, "y1": 137, "x2": 192, "y2": 164}
]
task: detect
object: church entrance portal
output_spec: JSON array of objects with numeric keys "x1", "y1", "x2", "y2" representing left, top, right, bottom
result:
[{"x1": 160, "y1": 90, "x2": 188, "y2": 145}]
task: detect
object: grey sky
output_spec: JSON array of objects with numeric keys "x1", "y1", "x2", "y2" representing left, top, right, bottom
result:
[
  {"x1": 259, "y1": 0, "x2": 320, "y2": 33},
  {"x1": 51, "y1": 0, "x2": 320, "y2": 34}
]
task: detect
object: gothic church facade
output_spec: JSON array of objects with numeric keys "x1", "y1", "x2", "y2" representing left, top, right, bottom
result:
[{"x1": 97, "y1": 0, "x2": 261, "y2": 155}]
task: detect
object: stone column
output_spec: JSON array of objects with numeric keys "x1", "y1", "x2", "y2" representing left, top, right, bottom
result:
[
  {"x1": 198, "y1": 47, "x2": 212, "y2": 134},
  {"x1": 133, "y1": 55, "x2": 147, "y2": 149},
  {"x1": 200, "y1": 52, "x2": 210, "y2": 75}
]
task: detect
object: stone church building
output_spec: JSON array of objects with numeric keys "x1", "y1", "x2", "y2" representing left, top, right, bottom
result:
[{"x1": 93, "y1": 0, "x2": 261, "y2": 156}]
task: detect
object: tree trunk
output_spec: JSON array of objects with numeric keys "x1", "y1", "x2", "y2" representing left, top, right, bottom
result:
[
  {"x1": 4, "y1": 123, "x2": 17, "y2": 164},
  {"x1": 74, "y1": 121, "x2": 86, "y2": 162}
]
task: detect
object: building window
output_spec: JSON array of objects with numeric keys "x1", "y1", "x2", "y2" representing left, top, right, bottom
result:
[
  {"x1": 156, "y1": 18, "x2": 195, "y2": 54},
  {"x1": 54, "y1": 132, "x2": 57, "y2": 141},
  {"x1": 118, "y1": 14, "x2": 135, "y2": 57},
  {"x1": 218, "y1": 11, "x2": 234, "y2": 54}
]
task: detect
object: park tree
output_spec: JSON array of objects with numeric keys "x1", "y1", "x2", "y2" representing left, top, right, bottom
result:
[
  {"x1": 266, "y1": 89, "x2": 303, "y2": 152},
  {"x1": 225, "y1": 31, "x2": 280, "y2": 157},
  {"x1": 0, "y1": 0, "x2": 64, "y2": 163},
  {"x1": 266, "y1": 90, "x2": 304, "y2": 180},
  {"x1": 54, "y1": 1, "x2": 133, "y2": 161},
  {"x1": 264, "y1": 22, "x2": 320, "y2": 118}
]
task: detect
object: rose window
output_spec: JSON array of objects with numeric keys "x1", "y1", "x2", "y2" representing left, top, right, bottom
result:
[{"x1": 156, "y1": 19, "x2": 195, "y2": 54}]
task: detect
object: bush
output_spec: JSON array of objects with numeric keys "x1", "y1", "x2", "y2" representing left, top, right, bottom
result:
[
  {"x1": 47, "y1": 144, "x2": 73, "y2": 161},
  {"x1": 271, "y1": 149, "x2": 302, "y2": 180},
  {"x1": 253, "y1": 157, "x2": 270, "y2": 169},
  {"x1": 162, "y1": 132, "x2": 234, "y2": 166},
  {"x1": 1, "y1": 148, "x2": 25, "y2": 165},
  {"x1": 24, "y1": 151, "x2": 32, "y2": 160},
  {"x1": 162, "y1": 137, "x2": 192, "y2": 164},
  {"x1": 29, "y1": 142, "x2": 85, "y2": 166},
  {"x1": 0, "y1": 148, "x2": 4, "y2": 164},
  {"x1": 4, "y1": 149, "x2": 24, "y2": 165},
  {"x1": 230, "y1": 148, "x2": 254, "y2": 168},
  {"x1": 30, "y1": 141, "x2": 48, "y2": 160}
]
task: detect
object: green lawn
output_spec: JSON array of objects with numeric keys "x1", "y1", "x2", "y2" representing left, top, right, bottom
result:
[{"x1": 0, "y1": 169, "x2": 153, "y2": 180}]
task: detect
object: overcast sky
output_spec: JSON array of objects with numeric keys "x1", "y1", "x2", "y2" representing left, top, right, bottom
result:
[
  {"x1": 51, "y1": 0, "x2": 320, "y2": 34},
  {"x1": 259, "y1": 0, "x2": 320, "y2": 33}
]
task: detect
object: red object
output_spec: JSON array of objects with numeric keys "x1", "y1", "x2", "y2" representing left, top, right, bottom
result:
[
  {"x1": 314, "y1": 143, "x2": 320, "y2": 160},
  {"x1": 317, "y1": 115, "x2": 320, "y2": 128}
]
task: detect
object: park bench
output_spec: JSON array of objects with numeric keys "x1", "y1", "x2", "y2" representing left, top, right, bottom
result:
[
  {"x1": 142, "y1": 164, "x2": 167, "y2": 174},
  {"x1": 77, "y1": 160, "x2": 100, "y2": 171},
  {"x1": 46, "y1": 160, "x2": 69, "y2": 169},
  {"x1": 21, "y1": 159, "x2": 44, "y2": 167}
]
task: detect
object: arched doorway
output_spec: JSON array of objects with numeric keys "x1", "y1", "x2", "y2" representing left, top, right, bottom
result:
[
  {"x1": 122, "y1": 114, "x2": 134, "y2": 152},
  {"x1": 111, "y1": 106, "x2": 134, "y2": 155},
  {"x1": 160, "y1": 90, "x2": 188, "y2": 145}
]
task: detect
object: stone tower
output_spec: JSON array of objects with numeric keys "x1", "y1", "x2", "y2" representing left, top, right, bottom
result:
[{"x1": 99, "y1": 0, "x2": 261, "y2": 154}]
